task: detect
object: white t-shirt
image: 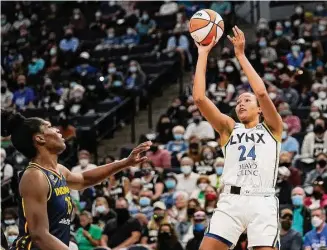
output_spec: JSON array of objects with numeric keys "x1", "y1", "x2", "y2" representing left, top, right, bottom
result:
[
  {"x1": 1, "y1": 163, "x2": 13, "y2": 181},
  {"x1": 175, "y1": 172, "x2": 200, "y2": 195},
  {"x1": 184, "y1": 121, "x2": 215, "y2": 140},
  {"x1": 71, "y1": 163, "x2": 97, "y2": 173}
]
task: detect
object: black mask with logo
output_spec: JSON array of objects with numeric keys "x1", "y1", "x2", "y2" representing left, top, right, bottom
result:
[{"x1": 314, "y1": 125, "x2": 325, "y2": 134}]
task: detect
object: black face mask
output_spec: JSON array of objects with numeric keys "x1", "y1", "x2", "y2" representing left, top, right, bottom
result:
[
  {"x1": 187, "y1": 208, "x2": 196, "y2": 217},
  {"x1": 193, "y1": 117, "x2": 202, "y2": 125},
  {"x1": 159, "y1": 123, "x2": 170, "y2": 131},
  {"x1": 153, "y1": 213, "x2": 164, "y2": 222},
  {"x1": 313, "y1": 191, "x2": 323, "y2": 200},
  {"x1": 115, "y1": 208, "x2": 130, "y2": 224},
  {"x1": 65, "y1": 34, "x2": 73, "y2": 39},
  {"x1": 281, "y1": 220, "x2": 291, "y2": 231},
  {"x1": 1, "y1": 86, "x2": 6, "y2": 93},
  {"x1": 314, "y1": 125, "x2": 325, "y2": 134},
  {"x1": 158, "y1": 232, "x2": 171, "y2": 241},
  {"x1": 150, "y1": 145, "x2": 158, "y2": 153},
  {"x1": 142, "y1": 168, "x2": 151, "y2": 175},
  {"x1": 193, "y1": 231, "x2": 204, "y2": 239},
  {"x1": 318, "y1": 160, "x2": 327, "y2": 168},
  {"x1": 18, "y1": 83, "x2": 25, "y2": 89},
  {"x1": 279, "y1": 162, "x2": 291, "y2": 168}
]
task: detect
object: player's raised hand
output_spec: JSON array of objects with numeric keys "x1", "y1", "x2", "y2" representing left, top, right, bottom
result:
[
  {"x1": 126, "y1": 141, "x2": 152, "y2": 165},
  {"x1": 195, "y1": 36, "x2": 216, "y2": 55},
  {"x1": 227, "y1": 26, "x2": 245, "y2": 57}
]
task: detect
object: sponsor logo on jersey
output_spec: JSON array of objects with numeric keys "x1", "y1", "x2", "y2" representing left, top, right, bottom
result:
[
  {"x1": 59, "y1": 218, "x2": 71, "y2": 225},
  {"x1": 54, "y1": 186, "x2": 70, "y2": 196},
  {"x1": 237, "y1": 162, "x2": 258, "y2": 176},
  {"x1": 229, "y1": 133, "x2": 265, "y2": 145}
]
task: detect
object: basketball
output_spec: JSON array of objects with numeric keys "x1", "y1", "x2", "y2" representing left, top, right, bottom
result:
[{"x1": 189, "y1": 9, "x2": 224, "y2": 46}]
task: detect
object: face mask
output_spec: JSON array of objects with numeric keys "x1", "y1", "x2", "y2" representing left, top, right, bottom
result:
[
  {"x1": 142, "y1": 14, "x2": 149, "y2": 20},
  {"x1": 203, "y1": 152, "x2": 213, "y2": 160},
  {"x1": 65, "y1": 33, "x2": 73, "y2": 39},
  {"x1": 153, "y1": 213, "x2": 164, "y2": 222},
  {"x1": 159, "y1": 232, "x2": 171, "y2": 240},
  {"x1": 1, "y1": 18, "x2": 6, "y2": 25},
  {"x1": 217, "y1": 60, "x2": 225, "y2": 69},
  {"x1": 318, "y1": 159, "x2": 327, "y2": 168},
  {"x1": 74, "y1": 14, "x2": 80, "y2": 20},
  {"x1": 319, "y1": 25, "x2": 326, "y2": 32},
  {"x1": 165, "y1": 179, "x2": 176, "y2": 189},
  {"x1": 282, "y1": 131, "x2": 287, "y2": 140},
  {"x1": 18, "y1": 14, "x2": 24, "y2": 20},
  {"x1": 15, "y1": 155, "x2": 24, "y2": 163},
  {"x1": 318, "y1": 91, "x2": 327, "y2": 100},
  {"x1": 173, "y1": 134, "x2": 183, "y2": 140},
  {"x1": 314, "y1": 124, "x2": 325, "y2": 134},
  {"x1": 313, "y1": 191, "x2": 323, "y2": 200},
  {"x1": 310, "y1": 112, "x2": 320, "y2": 120},
  {"x1": 292, "y1": 195, "x2": 303, "y2": 206},
  {"x1": 225, "y1": 66, "x2": 234, "y2": 73},
  {"x1": 193, "y1": 117, "x2": 202, "y2": 125},
  {"x1": 241, "y1": 76, "x2": 248, "y2": 83},
  {"x1": 130, "y1": 166, "x2": 139, "y2": 174},
  {"x1": 205, "y1": 193, "x2": 217, "y2": 201},
  {"x1": 276, "y1": 62, "x2": 284, "y2": 69},
  {"x1": 96, "y1": 205, "x2": 106, "y2": 214},
  {"x1": 1, "y1": 86, "x2": 7, "y2": 93},
  {"x1": 150, "y1": 145, "x2": 158, "y2": 153},
  {"x1": 181, "y1": 165, "x2": 192, "y2": 175},
  {"x1": 113, "y1": 81, "x2": 122, "y2": 87},
  {"x1": 312, "y1": 216, "x2": 323, "y2": 228},
  {"x1": 258, "y1": 23, "x2": 267, "y2": 30},
  {"x1": 50, "y1": 47, "x2": 57, "y2": 56},
  {"x1": 194, "y1": 223, "x2": 206, "y2": 232},
  {"x1": 18, "y1": 83, "x2": 25, "y2": 89},
  {"x1": 4, "y1": 219, "x2": 16, "y2": 225},
  {"x1": 275, "y1": 30, "x2": 283, "y2": 36},
  {"x1": 187, "y1": 207, "x2": 196, "y2": 217},
  {"x1": 259, "y1": 40, "x2": 267, "y2": 47},
  {"x1": 281, "y1": 220, "x2": 291, "y2": 230},
  {"x1": 127, "y1": 29, "x2": 133, "y2": 35},
  {"x1": 249, "y1": 53, "x2": 257, "y2": 60},
  {"x1": 284, "y1": 21, "x2": 291, "y2": 28},
  {"x1": 291, "y1": 45, "x2": 300, "y2": 52},
  {"x1": 317, "y1": 5, "x2": 324, "y2": 12},
  {"x1": 129, "y1": 66, "x2": 137, "y2": 73},
  {"x1": 264, "y1": 73, "x2": 276, "y2": 82},
  {"x1": 79, "y1": 159, "x2": 89, "y2": 167},
  {"x1": 116, "y1": 208, "x2": 130, "y2": 224},
  {"x1": 107, "y1": 33, "x2": 114, "y2": 38},
  {"x1": 295, "y1": 7, "x2": 303, "y2": 15},
  {"x1": 269, "y1": 92, "x2": 277, "y2": 100},
  {"x1": 198, "y1": 183, "x2": 208, "y2": 191},
  {"x1": 7, "y1": 235, "x2": 17, "y2": 244},
  {"x1": 108, "y1": 67, "x2": 116, "y2": 74},
  {"x1": 216, "y1": 166, "x2": 224, "y2": 175},
  {"x1": 139, "y1": 197, "x2": 151, "y2": 207}
]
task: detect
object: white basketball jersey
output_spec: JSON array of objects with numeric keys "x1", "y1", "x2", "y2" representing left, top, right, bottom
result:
[{"x1": 221, "y1": 123, "x2": 281, "y2": 188}]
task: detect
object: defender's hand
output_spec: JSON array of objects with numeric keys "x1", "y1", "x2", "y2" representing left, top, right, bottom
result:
[{"x1": 126, "y1": 141, "x2": 152, "y2": 165}]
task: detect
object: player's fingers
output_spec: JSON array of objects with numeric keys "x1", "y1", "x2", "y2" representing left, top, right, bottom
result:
[
  {"x1": 132, "y1": 145, "x2": 150, "y2": 155},
  {"x1": 194, "y1": 41, "x2": 201, "y2": 48},
  {"x1": 227, "y1": 35, "x2": 234, "y2": 43},
  {"x1": 209, "y1": 36, "x2": 216, "y2": 47},
  {"x1": 136, "y1": 156, "x2": 148, "y2": 164},
  {"x1": 235, "y1": 25, "x2": 244, "y2": 40},
  {"x1": 232, "y1": 27, "x2": 238, "y2": 38}
]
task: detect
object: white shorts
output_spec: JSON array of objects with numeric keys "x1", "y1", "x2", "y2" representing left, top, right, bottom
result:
[{"x1": 205, "y1": 194, "x2": 280, "y2": 249}]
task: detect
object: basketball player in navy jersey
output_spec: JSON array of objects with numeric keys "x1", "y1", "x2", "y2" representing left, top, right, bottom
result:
[{"x1": 2, "y1": 110, "x2": 151, "y2": 250}]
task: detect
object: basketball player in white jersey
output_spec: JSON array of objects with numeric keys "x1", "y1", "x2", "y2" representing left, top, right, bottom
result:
[{"x1": 194, "y1": 26, "x2": 283, "y2": 250}]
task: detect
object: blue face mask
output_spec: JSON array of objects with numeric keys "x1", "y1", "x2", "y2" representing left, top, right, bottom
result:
[
  {"x1": 173, "y1": 134, "x2": 183, "y2": 140},
  {"x1": 292, "y1": 195, "x2": 303, "y2": 206},
  {"x1": 194, "y1": 223, "x2": 206, "y2": 232},
  {"x1": 113, "y1": 81, "x2": 122, "y2": 87},
  {"x1": 139, "y1": 197, "x2": 151, "y2": 207},
  {"x1": 165, "y1": 179, "x2": 176, "y2": 189},
  {"x1": 259, "y1": 41, "x2": 267, "y2": 47},
  {"x1": 275, "y1": 30, "x2": 283, "y2": 36},
  {"x1": 216, "y1": 167, "x2": 223, "y2": 176}
]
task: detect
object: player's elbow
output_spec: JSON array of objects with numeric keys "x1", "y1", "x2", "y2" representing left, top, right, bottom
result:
[
  {"x1": 193, "y1": 96, "x2": 206, "y2": 105},
  {"x1": 256, "y1": 89, "x2": 268, "y2": 98}
]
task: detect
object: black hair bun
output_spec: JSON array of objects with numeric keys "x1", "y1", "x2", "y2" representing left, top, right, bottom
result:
[{"x1": 1, "y1": 109, "x2": 26, "y2": 137}]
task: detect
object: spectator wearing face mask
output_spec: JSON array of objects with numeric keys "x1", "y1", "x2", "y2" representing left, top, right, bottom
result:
[
  {"x1": 1, "y1": 81, "x2": 13, "y2": 109},
  {"x1": 184, "y1": 110, "x2": 215, "y2": 141},
  {"x1": 27, "y1": 51, "x2": 45, "y2": 76},
  {"x1": 302, "y1": 118, "x2": 327, "y2": 158},
  {"x1": 134, "y1": 189, "x2": 154, "y2": 221},
  {"x1": 1, "y1": 14, "x2": 11, "y2": 36},
  {"x1": 125, "y1": 60, "x2": 146, "y2": 90},
  {"x1": 281, "y1": 123, "x2": 300, "y2": 157},
  {"x1": 276, "y1": 167, "x2": 292, "y2": 205},
  {"x1": 279, "y1": 152, "x2": 301, "y2": 187},
  {"x1": 186, "y1": 136, "x2": 202, "y2": 163},
  {"x1": 299, "y1": 12, "x2": 318, "y2": 40},
  {"x1": 108, "y1": 170, "x2": 130, "y2": 201},
  {"x1": 206, "y1": 57, "x2": 220, "y2": 87},
  {"x1": 13, "y1": 11, "x2": 31, "y2": 30},
  {"x1": 304, "y1": 208, "x2": 327, "y2": 249},
  {"x1": 286, "y1": 43, "x2": 304, "y2": 68},
  {"x1": 141, "y1": 201, "x2": 170, "y2": 247},
  {"x1": 291, "y1": 5, "x2": 305, "y2": 36},
  {"x1": 175, "y1": 157, "x2": 199, "y2": 195},
  {"x1": 161, "y1": 174, "x2": 178, "y2": 208},
  {"x1": 135, "y1": 11, "x2": 156, "y2": 36},
  {"x1": 167, "y1": 97, "x2": 188, "y2": 127},
  {"x1": 194, "y1": 146, "x2": 216, "y2": 175},
  {"x1": 158, "y1": 0, "x2": 179, "y2": 16},
  {"x1": 313, "y1": 89, "x2": 327, "y2": 113},
  {"x1": 208, "y1": 74, "x2": 235, "y2": 105},
  {"x1": 126, "y1": 178, "x2": 143, "y2": 204},
  {"x1": 2, "y1": 208, "x2": 18, "y2": 232},
  {"x1": 278, "y1": 103, "x2": 301, "y2": 136},
  {"x1": 315, "y1": 3, "x2": 327, "y2": 17},
  {"x1": 291, "y1": 187, "x2": 312, "y2": 236},
  {"x1": 175, "y1": 12, "x2": 189, "y2": 32},
  {"x1": 209, "y1": 157, "x2": 224, "y2": 189},
  {"x1": 185, "y1": 211, "x2": 207, "y2": 250},
  {"x1": 305, "y1": 153, "x2": 327, "y2": 185},
  {"x1": 38, "y1": 78, "x2": 60, "y2": 109},
  {"x1": 166, "y1": 125, "x2": 188, "y2": 156},
  {"x1": 146, "y1": 140, "x2": 171, "y2": 169},
  {"x1": 304, "y1": 177, "x2": 327, "y2": 210},
  {"x1": 190, "y1": 176, "x2": 211, "y2": 208},
  {"x1": 12, "y1": 74, "x2": 35, "y2": 110},
  {"x1": 0, "y1": 148, "x2": 13, "y2": 182},
  {"x1": 258, "y1": 37, "x2": 277, "y2": 63},
  {"x1": 70, "y1": 8, "x2": 86, "y2": 31},
  {"x1": 101, "y1": 197, "x2": 142, "y2": 249},
  {"x1": 99, "y1": 28, "x2": 120, "y2": 49},
  {"x1": 104, "y1": 62, "x2": 124, "y2": 89},
  {"x1": 71, "y1": 150, "x2": 97, "y2": 173},
  {"x1": 75, "y1": 52, "x2": 98, "y2": 76},
  {"x1": 92, "y1": 197, "x2": 117, "y2": 230},
  {"x1": 157, "y1": 223, "x2": 184, "y2": 250},
  {"x1": 3, "y1": 48, "x2": 24, "y2": 72},
  {"x1": 204, "y1": 185, "x2": 218, "y2": 217},
  {"x1": 5, "y1": 225, "x2": 19, "y2": 248},
  {"x1": 156, "y1": 114, "x2": 174, "y2": 144},
  {"x1": 59, "y1": 28, "x2": 79, "y2": 53},
  {"x1": 279, "y1": 208, "x2": 302, "y2": 250},
  {"x1": 121, "y1": 27, "x2": 140, "y2": 46},
  {"x1": 256, "y1": 18, "x2": 271, "y2": 37},
  {"x1": 139, "y1": 161, "x2": 164, "y2": 200}
]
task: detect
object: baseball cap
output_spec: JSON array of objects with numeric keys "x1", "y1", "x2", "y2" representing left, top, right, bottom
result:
[
  {"x1": 153, "y1": 201, "x2": 166, "y2": 210},
  {"x1": 281, "y1": 208, "x2": 293, "y2": 218}
]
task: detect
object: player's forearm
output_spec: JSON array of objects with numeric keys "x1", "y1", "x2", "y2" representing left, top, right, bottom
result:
[
  {"x1": 193, "y1": 52, "x2": 208, "y2": 101},
  {"x1": 81, "y1": 158, "x2": 130, "y2": 188},
  {"x1": 237, "y1": 54, "x2": 267, "y2": 96},
  {"x1": 31, "y1": 231, "x2": 69, "y2": 250}
]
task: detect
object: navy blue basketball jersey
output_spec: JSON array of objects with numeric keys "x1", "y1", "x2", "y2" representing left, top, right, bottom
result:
[{"x1": 12, "y1": 162, "x2": 73, "y2": 250}]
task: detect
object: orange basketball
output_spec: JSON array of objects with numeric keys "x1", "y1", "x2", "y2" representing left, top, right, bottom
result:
[{"x1": 189, "y1": 9, "x2": 224, "y2": 46}]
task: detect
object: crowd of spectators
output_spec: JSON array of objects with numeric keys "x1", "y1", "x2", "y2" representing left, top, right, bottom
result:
[{"x1": 1, "y1": 1, "x2": 327, "y2": 250}]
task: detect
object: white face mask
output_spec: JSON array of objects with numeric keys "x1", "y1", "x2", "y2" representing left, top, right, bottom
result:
[
  {"x1": 95, "y1": 205, "x2": 106, "y2": 214},
  {"x1": 241, "y1": 76, "x2": 248, "y2": 83},
  {"x1": 217, "y1": 60, "x2": 225, "y2": 69},
  {"x1": 225, "y1": 66, "x2": 234, "y2": 73},
  {"x1": 310, "y1": 111, "x2": 320, "y2": 119},
  {"x1": 181, "y1": 165, "x2": 192, "y2": 175},
  {"x1": 318, "y1": 91, "x2": 326, "y2": 100},
  {"x1": 282, "y1": 131, "x2": 288, "y2": 140},
  {"x1": 276, "y1": 62, "x2": 284, "y2": 69},
  {"x1": 198, "y1": 183, "x2": 208, "y2": 191},
  {"x1": 295, "y1": 7, "x2": 303, "y2": 15},
  {"x1": 130, "y1": 166, "x2": 139, "y2": 174},
  {"x1": 312, "y1": 216, "x2": 323, "y2": 228},
  {"x1": 7, "y1": 235, "x2": 17, "y2": 245},
  {"x1": 79, "y1": 158, "x2": 89, "y2": 167},
  {"x1": 269, "y1": 92, "x2": 277, "y2": 100}
]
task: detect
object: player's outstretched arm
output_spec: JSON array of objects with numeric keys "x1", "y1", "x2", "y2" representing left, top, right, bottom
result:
[
  {"x1": 20, "y1": 169, "x2": 69, "y2": 250},
  {"x1": 61, "y1": 141, "x2": 151, "y2": 190},
  {"x1": 228, "y1": 26, "x2": 283, "y2": 141},
  {"x1": 193, "y1": 37, "x2": 235, "y2": 145}
]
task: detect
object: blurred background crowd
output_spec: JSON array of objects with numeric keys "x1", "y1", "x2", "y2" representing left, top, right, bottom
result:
[{"x1": 1, "y1": 1, "x2": 327, "y2": 250}]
